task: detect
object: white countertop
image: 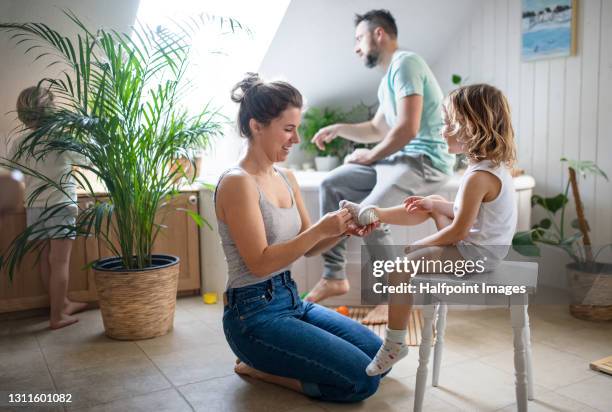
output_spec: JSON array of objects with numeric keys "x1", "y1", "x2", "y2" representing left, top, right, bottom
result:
[{"x1": 199, "y1": 170, "x2": 536, "y2": 192}]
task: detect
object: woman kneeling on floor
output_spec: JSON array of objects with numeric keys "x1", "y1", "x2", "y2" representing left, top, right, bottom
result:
[{"x1": 215, "y1": 72, "x2": 385, "y2": 402}]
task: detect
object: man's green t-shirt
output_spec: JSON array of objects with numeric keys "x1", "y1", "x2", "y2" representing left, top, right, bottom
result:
[{"x1": 377, "y1": 50, "x2": 455, "y2": 175}]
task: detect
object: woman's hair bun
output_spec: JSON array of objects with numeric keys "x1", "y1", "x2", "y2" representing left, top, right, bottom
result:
[{"x1": 230, "y1": 72, "x2": 263, "y2": 103}]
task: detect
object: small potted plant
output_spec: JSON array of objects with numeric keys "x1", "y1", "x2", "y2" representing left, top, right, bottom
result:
[
  {"x1": 299, "y1": 107, "x2": 349, "y2": 171},
  {"x1": 0, "y1": 12, "x2": 230, "y2": 339},
  {"x1": 513, "y1": 158, "x2": 611, "y2": 321}
]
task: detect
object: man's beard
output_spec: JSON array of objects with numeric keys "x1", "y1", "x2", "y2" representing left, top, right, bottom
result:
[{"x1": 365, "y1": 49, "x2": 380, "y2": 68}]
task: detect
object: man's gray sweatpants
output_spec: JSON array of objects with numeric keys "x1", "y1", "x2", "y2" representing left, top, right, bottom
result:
[{"x1": 320, "y1": 154, "x2": 451, "y2": 280}]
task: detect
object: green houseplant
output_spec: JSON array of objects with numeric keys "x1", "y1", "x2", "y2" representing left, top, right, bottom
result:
[
  {"x1": 299, "y1": 107, "x2": 349, "y2": 171},
  {"x1": 512, "y1": 158, "x2": 611, "y2": 321},
  {"x1": 0, "y1": 12, "x2": 233, "y2": 339}
]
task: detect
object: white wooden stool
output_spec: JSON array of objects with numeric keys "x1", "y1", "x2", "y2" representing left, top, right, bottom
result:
[{"x1": 410, "y1": 261, "x2": 538, "y2": 412}]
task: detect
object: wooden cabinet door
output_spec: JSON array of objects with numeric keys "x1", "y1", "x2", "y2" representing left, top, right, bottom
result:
[
  {"x1": 152, "y1": 192, "x2": 201, "y2": 292},
  {"x1": 0, "y1": 207, "x2": 48, "y2": 312},
  {"x1": 67, "y1": 196, "x2": 100, "y2": 302},
  {"x1": 0, "y1": 198, "x2": 100, "y2": 312}
]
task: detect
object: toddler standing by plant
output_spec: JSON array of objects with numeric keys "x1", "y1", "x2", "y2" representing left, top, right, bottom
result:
[
  {"x1": 10, "y1": 86, "x2": 87, "y2": 329},
  {"x1": 342, "y1": 84, "x2": 518, "y2": 375}
]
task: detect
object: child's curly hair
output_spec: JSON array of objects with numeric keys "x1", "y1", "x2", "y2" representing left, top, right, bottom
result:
[
  {"x1": 16, "y1": 86, "x2": 54, "y2": 129},
  {"x1": 445, "y1": 84, "x2": 516, "y2": 167}
]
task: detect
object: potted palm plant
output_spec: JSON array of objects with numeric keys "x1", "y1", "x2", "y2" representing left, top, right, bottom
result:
[
  {"x1": 0, "y1": 12, "x2": 230, "y2": 339},
  {"x1": 513, "y1": 158, "x2": 611, "y2": 321},
  {"x1": 299, "y1": 107, "x2": 350, "y2": 171}
]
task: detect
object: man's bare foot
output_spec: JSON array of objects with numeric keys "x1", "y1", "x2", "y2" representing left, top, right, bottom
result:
[
  {"x1": 361, "y1": 304, "x2": 388, "y2": 325},
  {"x1": 49, "y1": 314, "x2": 79, "y2": 330},
  {"x1": 304, "y1": 278, "x2": 350, "y2": 303},
  {"x1": 63, "y1": 300, "x2": 88, "y2": 316}
]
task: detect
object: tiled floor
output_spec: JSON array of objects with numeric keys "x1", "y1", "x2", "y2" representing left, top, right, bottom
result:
[{"x1": 1, "y1": 298, "x2": 611, "y2": 411}]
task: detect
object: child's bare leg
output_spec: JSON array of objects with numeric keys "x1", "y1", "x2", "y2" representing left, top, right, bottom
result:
[
  {"x1": 360, "y1": 207, "x2": 431, "y2": 325},
  {"x1": 48, "y1": 239, "x2": 78, "y2": 329},
  {"x1": 341, "y1": 201, "x2": 431, "y2": 226},
  {"x1": 374, "y1": 206, "x2": 431, "y2": 226},
  {"x1": 40, "y1": 240, "x2": 87, "y2": 316},
  {"x1": 40, "y1": 241, "x2": 50, "y2": 291},
  {"x1": 387, "y1": 274, "x2": 413, "y2": 331},
  {"x1": 431, "y1": 210, "x2": 453, "y2": 230},
  {"x1": 235, "y1": 361, "x2": 302, "y2": 393}
]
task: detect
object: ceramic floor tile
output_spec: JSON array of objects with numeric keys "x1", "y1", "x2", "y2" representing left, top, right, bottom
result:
[
  {"x1": 0, "y1": 347, "x2": 48, "y2": 383},
  {"x1": 149, "y1": 342, "x2": 237, "y2": 386},
  {"x1": 51, "y1": 356, "x2": 171, "y2": 410},
  {"x1": 42, "y1": 339, "x2": 144, "y2": 374},
  {"x1": 0, "y1": 330, "x2": 40, "y2": 356},
  {"x1": 387, "y1": 345, "x2": 473, "y2": 380},
  {"x1": 555, "y1": 374, "x2": 612, "y2": 412},
  {"x1": 136, "y1": 320, "x2": 225, "y2": 357},
  {"x1": 535, "y1": 326, "x2": 612, "y2": 361},
  {"x1": 178, "y1": 373, "x2": 315, "y2": 412},
  {"x1": 479, "y1": 341, "x2": 599, "y2": 390},
  {"x1": 496, "y1": 389, "x2": 601, "y2": 412},
  {"x1": 423, "y1": 359, "x2": 547, "y2": 411},
  {"x1": 440, "y1": 321, "x2": 515, "y2": 359},
  {"x1": 2, "y1": 303, "x2": 609, "y2": 411},
  {"x1": 70, "y1": 388, "x2": 192, "y2": 412},
  {"x1": 0, "y1": 372, "x2": 60, "y2": 410},
  {"x1": 319, "y1": 377, "x2": 457, "y2": 412}
]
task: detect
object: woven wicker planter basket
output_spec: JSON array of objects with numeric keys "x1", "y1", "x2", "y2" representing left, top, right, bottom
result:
[
  {"x1": 567, "y1": 262, "x2": 612, "y2": 321},
  {"x1": 93, "y1": 255, "x2": 180, "y2": 340}
]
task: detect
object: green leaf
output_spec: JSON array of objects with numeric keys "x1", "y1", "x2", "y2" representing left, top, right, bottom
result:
[
  {"x1": 561, "y1": 158, "x2": 609, "y2": 180},
  {"x1": 531, "y1": 194, "x2": 543, "y2": 208},
  {"x1": 560, "y1": 232, "x2": 583, "y2": 246},
  {"x1": 451, "y1": 74, "x2": 462, "y2": 85},
  {"x1": 532, "y1": 193, "x2": 567, "y2": 214},
  {"x1": 512, "y1": 231, "x2": 541, "y2": 257},
  {"x1": 539, "y1": 218, "x2": 552, "y2": 229}
]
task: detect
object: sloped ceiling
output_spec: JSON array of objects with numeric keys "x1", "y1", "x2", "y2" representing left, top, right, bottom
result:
[{"x1": 259, "y1": 0, "x2": 483, "y2": 109}]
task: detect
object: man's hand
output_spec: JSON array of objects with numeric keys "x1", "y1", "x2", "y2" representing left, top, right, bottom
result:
[
  {"x1": 312, "y1": 124, "x2": 341, "y2": 151},
  {"x1": 345, "y1": 148, "x2": 374, "y2": 165}
]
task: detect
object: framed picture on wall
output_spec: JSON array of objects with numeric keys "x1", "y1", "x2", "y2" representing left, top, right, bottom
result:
[{"x1": 521, "y1": 0, "x2": 578, "y2": 61}]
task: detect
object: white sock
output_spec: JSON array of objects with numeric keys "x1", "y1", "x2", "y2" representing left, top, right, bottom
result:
[
  {"x1": 339, "y1": 201, "x2": 380, "y2": 227},
  {"x1": 339, "y1": 200, "x2": 362, "y2": 224},
  {"x1": 357, "y1": 205, "x2": 380, "y2": 225},
  {"x1": 365, "y1": 328, "x2": 409, "y2": 376}
]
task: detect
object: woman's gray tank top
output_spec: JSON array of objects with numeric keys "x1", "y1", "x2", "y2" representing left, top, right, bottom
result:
[{"x1": 214, "y1": 166, "x2": 302, "y2": 289}]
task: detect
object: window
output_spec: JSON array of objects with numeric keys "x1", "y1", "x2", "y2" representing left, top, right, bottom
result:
[{"x1": 135, "y1": 0, "x2": 290, "y2": 178}]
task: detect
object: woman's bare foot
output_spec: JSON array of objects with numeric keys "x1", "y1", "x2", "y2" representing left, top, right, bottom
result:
[
  {"x1": 304, "y1": 278, "x2": 350, "y2": 303},
  {"x1": 234, "y1": 361, "x2": 266, "y2": 379},
  {"x1": 234, "y1": 361, "x2": 303, "y2": 392},
  {"x1": 63, "y1": 300, "x2": 88, "y2": 316},
  {"x1": 49, "y1": 314, "x2": 79, "y2": 330},
  {"x1": 361, "y1": 304, "x2": 388, "y2": 325}
]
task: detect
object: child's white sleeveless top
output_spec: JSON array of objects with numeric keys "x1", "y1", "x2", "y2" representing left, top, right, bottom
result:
[{"x1": 453, "y1": 160, "x2": 517, "y2": 268}]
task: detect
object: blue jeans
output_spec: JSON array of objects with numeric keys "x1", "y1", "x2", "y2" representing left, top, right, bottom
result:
[{"x1": 223, "y1": 271, "x2": 385, "y2": 402}]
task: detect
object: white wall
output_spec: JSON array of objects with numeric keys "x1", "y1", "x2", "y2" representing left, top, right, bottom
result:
[
  {"x1": 432, "y1": 0, "x2": 612, "y2": 246},
  {"x1": 0, "y1": 0, "x2": 140, "y2": 157}
]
